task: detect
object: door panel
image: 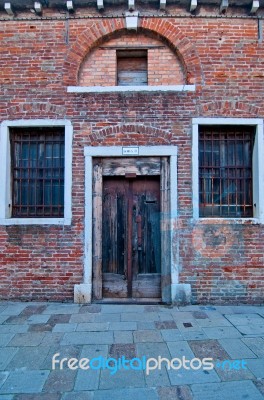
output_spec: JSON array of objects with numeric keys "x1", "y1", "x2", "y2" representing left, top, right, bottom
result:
[{"x1": 102, "y1": 176, "x2": 161, "y2": 299}]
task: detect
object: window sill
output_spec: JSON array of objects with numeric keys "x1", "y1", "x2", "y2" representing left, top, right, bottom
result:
[
  {"x1": 193, "y1": 218, "x2": 262, "y2": 225},
  {"x1": 0, "y1": 218, "x2": 72, "y2": 226},
  {"x1": 67, "y1": 85, "x2": 196, "y2": 94}
]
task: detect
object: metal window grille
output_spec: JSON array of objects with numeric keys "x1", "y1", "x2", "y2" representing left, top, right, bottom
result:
[
  {"x1": 199, "y1": 126, "x2": 255, "y2": 218},
  {"x1": 10, "y1": 127, "x2": 64, "y2": 218}
]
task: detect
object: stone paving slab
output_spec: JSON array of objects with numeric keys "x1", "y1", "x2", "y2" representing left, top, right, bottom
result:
[
  {"x1": 0, "y1": 348, "x2": 18, "y2": 371},
  {"x1": 241, "y1": 338, "x2": 264, "y2": 357},
  {"x1": 218, "y1": 338, "x2": 257, "y2": 359},
  {"x1": 157, "y1": 385, "x2": 193, "y2": 400},
  {"x1": 0, "y1": 335, "x2": 14, "y2": 347},
  {"x1": 191, "y1": 380, "x2": 264, "y2": 400},
  {"x1": 61, "y1": 332, "x2": 114, "y2": 345},
  {"x1": 99, "y1": 369, "x2": 145, "y2": 390},
  {"x1": 202, "y1": 326, "x2": 242, "y2": 339},
  {"x1": 0, "y1": 370, "x2": 49, "y2": 394},
  {"x1": 113, "y1": 331, "x2": 134, "y2": 343},
  {"x1": 6, "y1": 347, "x2": 50, "y2": 370},
  {"x1": 133, "y1": 330, "x2": 163, "y2": 343},
  {"x1": 94, "y1": 388, "x2": 158, "y2": 400},
  {"x1": 235, "y1": 325, "x2": 264, "y2": 335},
  {"x1": 245, "y1": 359, "x2": 264, "y2": 378},
  {"x1": 188, "y1": 339, "x2": 229, "y2": 361},
  {"x1": 167, "y1": 365, "x2": 220, "y2": 385},
  {"x1": 62, "y1": 393, "x2": 94, "y2": 400}
]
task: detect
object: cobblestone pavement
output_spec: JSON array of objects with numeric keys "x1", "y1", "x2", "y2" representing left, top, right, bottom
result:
[{"x1": 0, "y1": 302, "x2": 264, "y2": 400}]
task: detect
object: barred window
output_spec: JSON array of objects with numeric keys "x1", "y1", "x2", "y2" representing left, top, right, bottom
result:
[
  {"x1": 10, "y1": 127, "x2": 64, "y2": 218},
  {"x1": 199, "y1": 126, "x2": 255, "y2": 218}
]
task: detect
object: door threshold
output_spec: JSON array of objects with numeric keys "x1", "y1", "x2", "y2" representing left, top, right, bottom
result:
[{"x1": 93, "y1": 298, "x2": 165, "y2": 305}]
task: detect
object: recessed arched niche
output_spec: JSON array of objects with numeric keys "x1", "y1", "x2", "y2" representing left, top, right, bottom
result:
[{"x1": 78, "y1": 31, "x2": 186, "y2": 87}]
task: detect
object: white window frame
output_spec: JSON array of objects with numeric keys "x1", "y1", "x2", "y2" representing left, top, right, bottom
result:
[
  {"x1": 0, "y1": 119, "x2": 73, "y2": 225},
  {"x1": 192, "y1": 118, "x2": 264, "y2": 223}
]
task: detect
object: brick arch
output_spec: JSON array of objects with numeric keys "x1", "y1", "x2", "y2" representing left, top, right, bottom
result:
[
  {"x1": 7, "y1": 102, "x2": 67, "y2": 118},
  {"x1": 199, "y1": 100, "x2": 262, "y2": 117},
  {"x1": 89, "y1": 124, "x2": 173, "y2": 145},
  {"x1": 63, "y1": 18, "x2": 203, "y2": 86}
]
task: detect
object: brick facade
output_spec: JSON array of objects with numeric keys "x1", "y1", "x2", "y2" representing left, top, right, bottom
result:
[{"x1": 0, "y1": 6, "x2": 264, "y2": 303}]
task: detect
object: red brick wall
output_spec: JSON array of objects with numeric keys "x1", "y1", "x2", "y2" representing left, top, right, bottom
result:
[{"x1": 0, "y1": 11, "x2": 263, "y2": 303}]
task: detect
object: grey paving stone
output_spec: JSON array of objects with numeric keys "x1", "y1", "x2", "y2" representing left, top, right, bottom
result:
[
  {"x1": 219, "y1": 338, "x2": 257, "y2": 359},
  {"x1": 202, "y1": 326, "x2": 242, "y2": 339},
  {"x1": 171, "y1": 312, "x2": 196, "y2": 321},
  {"x1": 177, "y1": 321, "x2": 201, "y2": 332},
  {"x1": 62, "y1": 392, "x2": 94, "y2": 400},
  {"x1": 0, "y1": 326, "x2": 28, "y2": 335},
  {"x1": 41, "y1": 345, "x2": 82, "y2": 370},
  {"x1": 108, "y1": 322, "x2": 137, "y2": 331},
  {"x1": 242, "y1": 338, "x2": 264, "y2": 357},
  {"x1": 14, "y1": 394, "x2": 60, "y2": 400},
  {"x1": 20, "y1": 305, "x2": 47, "y2": 317},
  {"x1": 121, "y1": 312, "x2": 159, "y2": 322},
  {"x1": 236, "y1": 325, "x2": 264, "y2": 335},
  {"x1": 133, "y1": 330, "x2": 163, "y2": 343},
  {"x1": 0, "y1": 371, "x2": 9, "y2": 388},
  {"x1": 245, "y1": 359, "x2": 264, "y2": 378},
  {"x1": 0, "y1": 370, "x2": 49, "y2": 394},
  {"x1": 231, "y1": 306, "x2": 264, "y2": 314},
  {"x1": 196, "y1": 318, "x2": 233, "y2": 328},
  {"x1": 192, "y1": 311, "x2": 209, "y2": 319},
  {"x1": 8, "y1": 333, "x2": 45, "y2": 347},
  {"x1": 137, "y1": 322, "x2": 155, "y2": 330},
  {"x1": 48, "y1": 314, "x2": 71, "y2": 325},
  {"x1": 101, "y1": 305, "x2": 146, "y2": 314},
  {"x1": 4, "y1": 316, "x2": 27, "y2": 325},
  {"x1": 157, "y1": 385, "x2": 193, "y2": 400},
  {"x1": 109, "y1": 344, "x2": 136, "y2": 359},
  {"x1": 79, "y1": 305, "x2": 101, "y2": 314},
  {"x1": 224, "y1": 313, "x2": 264, "y2": 325},
  {"x1": 181, "y1": 331, "x2": 208, "y2": 341},
  {"x1": 27, "y1": 315, "x2": 50, "y2": 325},
  {"x1": 69, "y1": 314, "x2": 96, "y2": 323},
  {"x1": 39, "y1": 333, "x2": 63, "y2": 347},
  {"x1": 28, "y1": 324, "x2": 53, "y2": 333},
  {"x1": 76, "y1": 323, "x2": 109, "y2": 332},
  {"x1": 0, "y1": 348, "x2": 18, "y2": 371},
  {"x1": 93, "y1": 388, "x2": 158, "y2": 400},
  {"x1": 157, "y1": 313, "x2": 175, "y2": 321},
  {"x1": 155, "y1": 321, "x2": 177, "y2": 330},
  {"x1": 215, "y1": 362, "x2": 255, "y2": 381},
  {"x1": 167, "y1": 341, "x2": 195, "y2": 360},
  {"x1": 99, "y1": 368, "x2": 145, "y2": 390},
  {"x1": 144, "y1": 365, "x2": 170, "y2": 387},
  {"x1": 0, "y1": 316, "x2": 8, "y2": 324},
  {"x1": 74, "y1": 369, "x2": 100, "y2": 391},
  {"x1": 6, "y1": 347, "x2": 50, "y2": 370},
  {"x1": 136, "y1": 342, "x2": 171, "y2": 359},
  {"x1": 113, "y1": 331, "x2": 134, "y2": 343},
  {"x1": 253, "y1": 379, "x2": 264, "y2": 396},
  {"x1": 81, "y1": 344, "x2": 109, "y2": 359},
  {"x1": 42, "y1": 305, "x2": 80, "y2": 315},
  {"x1": 61, "y1": 332, "x2": 113, "y2": 345},
  {"x1": 0, "y1": 395, "x2": 14, "y2": 400},
  {"x1": 0, "y1": 334, "x2": 14, "y2": 347},
  {"x1": 0, "y1": 304, "x2": 27, "y2": 316},
  {"x1": 188, "y1": 340, "x2": 229, "y2": 361},
  {"x1": 168, "y1": 365, "x2": 220, "y2": 385},
  {"x1": 191, "y1": 380, "x2": 264, "y2": 400},
  {"x1": 93, "y1": 313, "x2": 120, "y2": 323},
  {"x1": 43, "y1": 369, "x2": 77, "y2": 393},
  {"x1": 161, "y1": 329, "x2": 184, "y2": 342},
  {"x1": 53, "y1": 323, "x2": 77, "y2": 333}
]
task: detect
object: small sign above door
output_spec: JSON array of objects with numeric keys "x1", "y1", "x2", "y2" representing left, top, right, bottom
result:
[{"x1": 122, "y1": 147, "x2": 139, "y2": 156}]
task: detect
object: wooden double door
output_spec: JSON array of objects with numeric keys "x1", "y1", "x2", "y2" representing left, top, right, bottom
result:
[{"x1": 102, "y1": 176, "x2": 161, "y2": 299}]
